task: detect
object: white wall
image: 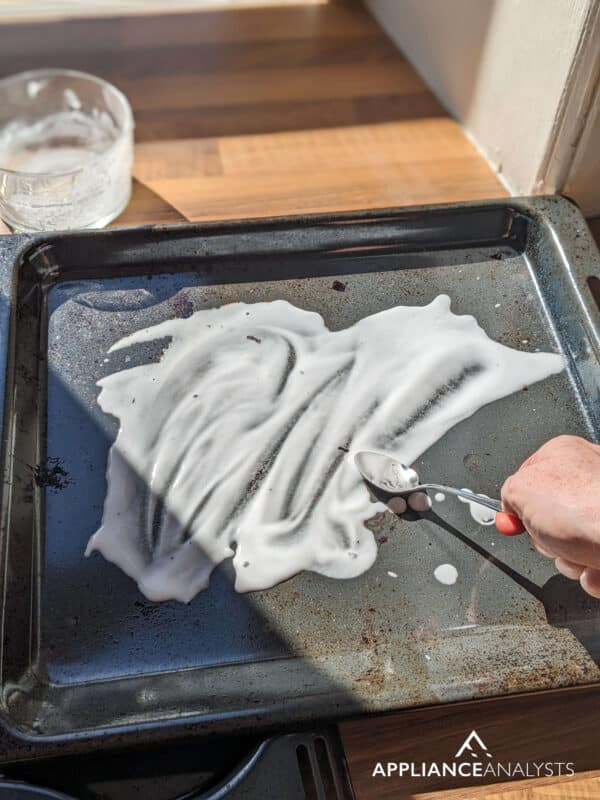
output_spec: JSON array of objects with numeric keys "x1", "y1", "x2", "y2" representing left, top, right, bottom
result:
[
  {"x1": 367, "y1": 0, "x2": 596, "y2": 202},
  {"x1": 564, "y1": 80, "x2": 600, "y2": 216}
]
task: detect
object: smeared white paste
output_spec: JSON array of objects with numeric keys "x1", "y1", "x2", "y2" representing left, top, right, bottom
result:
[
  {"x1": 380, "y1": 461, "x2": 418, "y2": 491},
  {"x1": 434, "y1": 492, "x2": 446, "y2": 502},
  {"x1": 458, "y1": 490, "x2": 496, "y2": 526},
  {"x1": 387, "y1": 571, "x2": 398, "y2": 578},
  {"x1": 86, "y1": 295, "x2": 563, "y2": 602},
  {"x1": 434, "y1": 564, "x2": 458, "y2": 585}
]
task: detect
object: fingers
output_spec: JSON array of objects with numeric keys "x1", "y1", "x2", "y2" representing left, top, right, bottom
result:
[
  {"x1": 500, "y1": 437, "x2": 600, "y2": 598},
  {"x1": 533, "y1": 529, "x2": 600, "y2": 571},
  {"x1": 520, "y1": 451, "x2": 540, "y2": 469},
  {"x1": 532, "y1": 540, "x2": 556, "y2": 558},
  {"x1": 500, "y1": 510, "x2": 600, "y2": 600},
  {"x1": 549, "y1": 557, "x2": 600, "y2": 602},
  {"x1": 580, "y1": 568, "x2": 600, "y2": 599},
  {"x1": 533, "y1": 435, "x2": 597, "y2": 459},
  {"x1": 508, "y1": 436, "x2": 600, "y2": 484},
  {"x1": 500, "y1": 475, "x2": 520, "y2": 517},
  {"x1": 554, "y1": 557, "x2": 585, "y2": 580},
  {"x1": 531, "y1": 546, "x2": 600, "y2": 601},
  {"x1": 501, "y1": 473, "x2": 600, "y2": 569}
]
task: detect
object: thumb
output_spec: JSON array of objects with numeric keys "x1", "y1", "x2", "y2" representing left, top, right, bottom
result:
[{"x1": 500, "y1": 474, "x2": 521, "y2": 517}]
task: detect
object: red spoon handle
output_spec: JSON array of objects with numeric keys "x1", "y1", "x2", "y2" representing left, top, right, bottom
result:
[{"x1": 495, "y1": 512, "x2": 525, "y2": 536}]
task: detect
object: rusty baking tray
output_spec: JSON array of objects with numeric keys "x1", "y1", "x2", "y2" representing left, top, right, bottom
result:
[{"x1": 0, "y1": 195, "x2": 599, "y2": 763}]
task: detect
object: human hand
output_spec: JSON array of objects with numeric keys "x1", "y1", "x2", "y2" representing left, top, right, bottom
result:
[{"x1": 501, "y1": 435, "x2": 600, "y2": 597}]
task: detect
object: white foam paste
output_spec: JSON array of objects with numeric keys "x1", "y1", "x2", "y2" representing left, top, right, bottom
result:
[
  {"x1": 458, "y1": 490, "x2": 496, "y2": 526},
  {"x1": 434, "y1": 492, "x2": 446, "y2": 503},
  {"x1": 86, "y1": 295, "x2": 563, "y2": 602},
  {"x1": 434, "y1": 564, "x2": 458, "y2": 585}
]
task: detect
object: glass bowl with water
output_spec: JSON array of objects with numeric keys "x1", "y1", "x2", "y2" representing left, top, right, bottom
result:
[{"x1": 0, "y1": 69, "x2": 133, "y2": 232}]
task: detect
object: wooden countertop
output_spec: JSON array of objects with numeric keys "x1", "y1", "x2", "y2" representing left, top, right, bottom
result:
[
  {"x1": 1, "y1": 2, "x2": 598, "y2": 798},
  {"x1": 0, "y1": 0, "x2": 506, "y2": 227}
]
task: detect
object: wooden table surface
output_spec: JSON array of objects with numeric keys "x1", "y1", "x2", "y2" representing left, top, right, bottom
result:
[
  {"x1": 1, "y1": 2, "x2": 599, "y2": 798},
  {"x1": 0, "y1": 0, "x2": 507, "y2": 226}
]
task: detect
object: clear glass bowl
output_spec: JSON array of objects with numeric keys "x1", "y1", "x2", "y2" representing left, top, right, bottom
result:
[{"x1": 0, "y1": 69, "x2": 134, "y2": 232}]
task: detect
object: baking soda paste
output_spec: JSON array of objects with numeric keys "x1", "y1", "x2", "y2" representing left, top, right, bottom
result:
[{"x1": 85, "y1": 295, "x2": 563, "y2": 602}]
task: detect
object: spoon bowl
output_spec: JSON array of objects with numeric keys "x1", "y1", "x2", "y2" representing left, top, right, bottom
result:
[
  {"x1": 353, "y1": 451, "x2": 419, "y2": 493},
  {"x1": 353, "y1": 450, "x2": 525, "y2": 535}
]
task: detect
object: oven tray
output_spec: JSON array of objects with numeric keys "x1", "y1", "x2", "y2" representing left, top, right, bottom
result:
[{"x1": 0, "y1": 196, "x2": 599, "y2": 762}]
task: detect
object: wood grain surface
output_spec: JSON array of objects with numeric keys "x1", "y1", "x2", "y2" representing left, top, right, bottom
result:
[
  {"x1": 0, "y1": 0, "x2": 505, "y2": 227},
  {"x1": 0, "y1": 3, "x2": 598, "y2": 799},
  {"x1": 413, "y1": 770, "x2": 600, "y2": 799},
  {"x1": 340, "y1": 683, "x2": 600, "y2": 798}
]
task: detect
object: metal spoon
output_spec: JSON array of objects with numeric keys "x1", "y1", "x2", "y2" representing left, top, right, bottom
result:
[{"x1": 354, "y1": 451, "x2": 524, "y2": 536}]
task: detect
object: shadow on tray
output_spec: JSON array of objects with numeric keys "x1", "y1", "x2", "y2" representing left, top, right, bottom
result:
[{"x1": 423, "y1": 509, "x2": 600, "y2": 660}]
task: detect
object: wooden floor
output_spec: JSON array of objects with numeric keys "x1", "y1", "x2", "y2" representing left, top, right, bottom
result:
[{"x1": 0, "y1": 2, "x2": 598, "y2": 798}]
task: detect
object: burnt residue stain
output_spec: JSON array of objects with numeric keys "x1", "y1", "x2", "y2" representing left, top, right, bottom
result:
[
  {"x1": 463, "y1": 452, "x2": 483, "y2": 472},
  {"x1": 169, "y1": 291, "x2": 194, "y2": 319},
  {"x1": 365, "y1": 511, "x2": 389, "y2": 536},
  {"x1": 490, "y1": 252, "x2": 504, "y2": 261},
  {"x1": 32, "y1": 457, "x2": 72, "y2": 492},
  {"x1": 332, "y1": 280, "x2": 346, "y2": 292},
  {"x1": 133, "y1": 599, "x2": 161, "y2": 619},
  {"x1": 355, "y1": 606, "x2": 389, "y2": 695},
  {"x1": 246, "y1": 335, "x2": 262, "y2": 343}
]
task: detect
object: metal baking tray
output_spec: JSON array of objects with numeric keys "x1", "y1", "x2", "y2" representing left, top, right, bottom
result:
[{"x1": 0, "y1": 196, "x2": 599, "y2": 763}]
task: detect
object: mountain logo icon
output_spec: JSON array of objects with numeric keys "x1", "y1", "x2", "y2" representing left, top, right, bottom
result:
[{"x1": 455, "y1": 730, "x2": 492, "y2": 760}]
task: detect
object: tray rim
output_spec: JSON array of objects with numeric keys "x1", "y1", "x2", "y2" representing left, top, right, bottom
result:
[{"x1": 0, "y1": 194, "x2": 598, "y2": 762}]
